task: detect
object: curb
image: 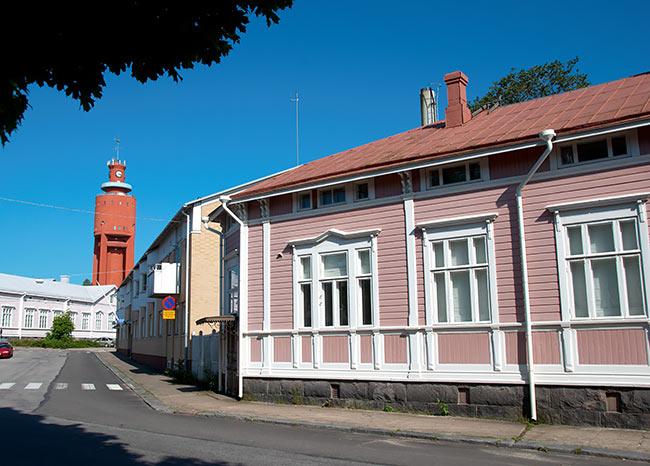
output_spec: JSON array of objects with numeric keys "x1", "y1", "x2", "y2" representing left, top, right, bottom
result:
[{"x1": 96, "y1": 353, "x2": 650, "y2": 463}]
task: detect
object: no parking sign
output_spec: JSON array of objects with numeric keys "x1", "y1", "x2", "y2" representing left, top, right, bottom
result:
[{"x1": 162, "y1": 296, "x2": 176, "y2": 319}]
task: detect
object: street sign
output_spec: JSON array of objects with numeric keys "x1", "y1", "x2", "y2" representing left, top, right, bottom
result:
[
  {"x1": 162, "y1": 296, "x2": 176, "y2": 310},
  {"x1": 163, "y1": 310, "x2": 176, "y2": 320}
]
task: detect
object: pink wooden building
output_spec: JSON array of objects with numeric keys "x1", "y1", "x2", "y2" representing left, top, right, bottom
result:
[{"x1": 214, "y1": 71, "x2": 650, "y2": 427}]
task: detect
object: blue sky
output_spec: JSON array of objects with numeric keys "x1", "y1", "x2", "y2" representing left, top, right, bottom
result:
[{"x1": 1, "y1": 0, "x2": 648, "y2": 284}]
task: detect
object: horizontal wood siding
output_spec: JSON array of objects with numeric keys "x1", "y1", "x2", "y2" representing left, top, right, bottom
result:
[
  {"x1": 271, "y1": 194, "x2": 293, "y2": 217},
  {"x1": 248, "y1": 201, "x2": 261, "y2": 221},
  {"x1": 273, "y1": 336, "x2": 292, "y2": 362},
  {"x1": 638, "y1": 126, "x2": 650, "y2": 155},
  {"x1": 322, "y1": 335, "x2": 349, "y2": 363},
  {"x1": 505, "y1": 331, "x2": 561, "y2": 365},
  {"x1": 489, "y1": 146, "x2": 549, "y2": 180},
  {"x1": 360, "y1": 334, "x2": 372, "y2": 363},
  {"x1": 384, "y1": 334, "x2": 408, "y2": 364},
  {"x1": 438, "y1": 333, "x2": 491, "y2": 364},
  {"x1": 577, "y1": 329, "x2": 648, "y2": 365},
  {"x1": 302, "y1": 336, "x2": 312, "y2": 363},
  {"x1": 248, "y1": 225, "x2": 263, "y2": 331},
  {"x1": 374, "y1": 174, "x2": 402, "y2": 198},
  {"x1": 250, "y1": 338, "x2": 262, "y2": 362}
]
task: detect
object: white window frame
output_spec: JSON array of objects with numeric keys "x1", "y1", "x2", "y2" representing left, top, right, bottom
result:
[
  {"x1": 82, "y1": 313, "x2": 90, "y2": 330},
  {"x1": 295, "y1": 191, "x2": 313, "y2": 211},
  {"x1": 95, "y1": 312, "x2": 103, "y2": 331},
  {"x1": 1, "y1": 306, "x2": 13, "y2": 327},
  {"x1": 24, "y1": 308, "x2": 36, "y2": 328},
  {"x1": 68, "y1": 311, "x2": 77, "y2": 326},
  {"x1": 549, "y1": 193, "x2": 650, "y2": 322},
  {"x1": 225, "y1": 260, "x2": 239, "y2": 315},
  {"x1": 318, "y1": 184, "x2": 348, "y2": 208},
  {"x1": 38, "y1": 309, "x2": 49, "y2": 329},
  {"x1": 290, "y1": 229, "x2": 380, "y2": 331},
  {"x1": 419, "y1": 213, "x2": 499, "y2": 325},
  {"x1": 425, "y1": 158, "x2": 488, "y2": 190},
  {"x1": 554, "y1": 131, "x2": 638, "y2": 169}
]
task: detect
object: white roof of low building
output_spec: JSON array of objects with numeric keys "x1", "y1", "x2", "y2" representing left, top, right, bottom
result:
[{"x1": 0, "y1": 273, "x2": 115, "y2": 303}]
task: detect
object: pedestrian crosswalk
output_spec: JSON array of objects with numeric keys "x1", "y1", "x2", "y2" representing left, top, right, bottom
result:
[{"x1": 0, "y1": 382, "x2": 125, "y2": 391}]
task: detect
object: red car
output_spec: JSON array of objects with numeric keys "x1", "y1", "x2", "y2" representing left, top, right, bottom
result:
[{"x1": 0, "y1": 341, "x2": 13, "y2": 358}]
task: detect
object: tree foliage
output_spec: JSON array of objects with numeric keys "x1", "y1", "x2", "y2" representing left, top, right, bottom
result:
[
  {"x1": 1, "y1": 2, "x2": 293, "y2": 145},
  {"x1": 469, "y1": 58, "x2": 589, "y2": 113},
  {"x1": 47, "y1": 313, "x2": 75, "y2": 341},
  {"x1": 82, "y1": 279, "x2": 92, "y2": 286}
]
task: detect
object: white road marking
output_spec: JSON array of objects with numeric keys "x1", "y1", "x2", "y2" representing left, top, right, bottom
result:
[
  {"x1": 55, "y1": 383, "x2": 68, "y2": 390},
  {"x1": 0, "y1": 383, "x2": 16, "y2": 389},
  {"x1": 106, "y1": 384, "x2": 123, "y2": 391},
  {"x1": 81, "y1": 383, "x2": 95, "y2": 390},
  {"x1": 25, "y1": 383, "x2": 42, "y2": 390}
]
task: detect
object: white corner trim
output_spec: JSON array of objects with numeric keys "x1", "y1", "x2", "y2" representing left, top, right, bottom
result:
[
  {"x1": 417, "y1": 212, "x2": 499, "y2": 230},
  {"x1": 546, "y1": 192, "x2": 650, "y2": 213},
  {"x1": 288, "y1": 228, "x2": 381, "y2": 247}
]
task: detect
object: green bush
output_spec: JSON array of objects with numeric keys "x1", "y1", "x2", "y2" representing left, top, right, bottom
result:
[
  {"x1": 49, "y1": 312, "x2": 74, "y2": 340},
  {"x1": 11, "y1": 338, "x2": 101, "y2": 349}
]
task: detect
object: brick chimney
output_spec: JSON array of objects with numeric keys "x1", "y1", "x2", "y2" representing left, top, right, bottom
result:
[{"x1": 444, "y1": 71, "x2": 471, "y2": 128}]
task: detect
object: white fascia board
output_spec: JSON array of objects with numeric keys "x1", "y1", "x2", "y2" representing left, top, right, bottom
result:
[
  {"x1": 288, "y1": 228, "x2": 382, "y2": 247},
  {"x1": 231, "y1": 118, "x2": 650, "y2": 205},
  {"x1": 417, "y1": 213, "x2": 499, "y2": 230},
  {"x1": 546, "y1": 192, "x2": 650, "y2": 213}
]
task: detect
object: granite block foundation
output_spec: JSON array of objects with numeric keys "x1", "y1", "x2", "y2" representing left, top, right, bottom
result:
[{"x1": 243, "y1": 378, "x2": 650, "y2": 429}]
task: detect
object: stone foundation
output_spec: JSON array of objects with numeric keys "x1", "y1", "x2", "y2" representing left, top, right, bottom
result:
[{"x1": 243, "y1": 378, "x2": 650, "y2": 429}]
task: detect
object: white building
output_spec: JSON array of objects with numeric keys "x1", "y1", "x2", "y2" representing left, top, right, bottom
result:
[{"x1": 0, "y1": 273, "x2": 116, "y2": 339}]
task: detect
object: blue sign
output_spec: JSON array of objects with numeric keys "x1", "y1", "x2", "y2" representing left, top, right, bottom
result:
[{"x1": 162, "y1": 296, "x2": 176, "y2": 310}]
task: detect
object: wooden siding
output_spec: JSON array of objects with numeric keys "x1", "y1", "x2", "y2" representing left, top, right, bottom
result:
[
  {"x1": 273, "y1": 336, "x2": 292, "y2": 362},
  {"x1": 322, "y1": 335, "x2": 349, "y2": 363},
  {"x1": 577, "y1": 329, "x2": 648, "y2": 365},
  {"x1": 248, "y1": 225, "x2": 264, "y2": 331},
  {"x1": 302, "y1": 336, "x2": 312, "y2": 363},
  {"x1": 250, "y1": 338, "x2": 262, "y2": 362},
  {"x1": 505, "y1": 331, "x2": 562, "y2": 365},
  {"x1": 271, "y1": 194, "x2": 293, "y2": 217},
  {"x1": 384, "y1": 334, "x2": 408, "y2": 364},
  {"x1": 638, "y1": 126, "x2": 650, "y2": 155},
  {"x1": 360, "y1": 334, "x2": 372, "y2": 363},
  {"x1": 438, "y1": 333, "x2": 491, "y2": 364},
  {"x1": 248, "y1": 201, "x2": 261, "y2": 221},
  {"x1": 374, "y1": 174, "x2": 402, "y2": 198},
  {"x1": 489, "y1": 146, "x2": 549, "y2": 180}
]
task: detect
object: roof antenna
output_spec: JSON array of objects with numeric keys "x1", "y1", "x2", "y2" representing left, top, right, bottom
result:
[
  {"x1": 290, "y1": 92, "x2": 299, "y2": 166},
  {"x1": 113, "y1": 138, "x2": 121, "y2": 160}
]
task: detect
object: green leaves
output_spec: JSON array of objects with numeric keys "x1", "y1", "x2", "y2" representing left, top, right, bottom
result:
[{"x1": 469, "y1": 57, "x2": 589, "y2": 113}]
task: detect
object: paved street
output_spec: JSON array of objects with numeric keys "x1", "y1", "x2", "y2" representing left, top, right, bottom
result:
[{"x1": 0, "y1": 349, "x2": 641, "y2": 465}]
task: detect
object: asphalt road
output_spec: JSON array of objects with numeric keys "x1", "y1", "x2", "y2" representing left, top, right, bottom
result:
[{"x1": 0, "y1": 349, "x2": 639, "y2": 465}]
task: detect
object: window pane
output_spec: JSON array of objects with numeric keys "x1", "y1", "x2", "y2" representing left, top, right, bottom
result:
[
  {"x1": 360, "y1": 278, "x2": 372, "y2": 325},
  {"x1": 433, "y1": 242, "x2": 444, "y2": 268},
  {"x1": 570, "y1": 262, "x2": 589, "y2": 317},
  {"x1": 358, "y1": 250, "x2": 371, "y2": 274},
  {"x1": 624, "y1": 256, "x2": 644, "y2": 316},
  {"x1": 321, "y1": 190, "x2": 332, "y2": 205},
  {"x1": 442, "y1": 165, "x2": 467, "y2": 184},
  {"x1": 300, "y1": 256, "x2": 311, "y2": 280},
  {"x1": 620, "y1": 221, "x2": 638, "y2": 251},
  {"x1": 591, "y1": 258, "x2": 621, "y2": 317},
  {"x1": 611, "y1": 136, "x2": 627, "y2": 156},
  {"x1": 434, "y1": 273, "x2": 447, "y2": 322},
  {"x1": 301, "y1": 283, "x2": 312, "y2": 327},
  {"x1": 589, "y1": 223, "x2": 614, "y2": 253},
  {"x1": 567, "y1": 226, "x2": 583, "y2": 255},
  {"x1": 476, "y1": 269, "x2": 490, "y2": 321},
  {"x1": 451, "y1": 271, "x2": 471, "y2": 322},
  {"x1": 323, "y1": 282, "x2": 333, "y2": 326},
  {"x1": 333, "y1": 188, "x2": 346, "y2": 203},
  {"x1": 356, "y1": 183, "x2": 369, "y2": 200},
  {"x1": 577, "y1": 139, "x2": 608, "y2": 162},
  {"x1": 469, "y1": 162, "x2": 481, "y2": 180},
  {"x1": 450, "y1": 240, "x2": 469, "y2": 266},
  {"x1": 429, "y1": 170, "x2": 440, "y2": 187},
  {"x1": 323, "y1": 253, "x2": 347, "y2": 277},
  {"x1": 473, "y1": 237, "x2": 486, "y2": 264},
  {"x1": 300, "y1": 193, "x2": 311, "y2": 209},
  {"x1": 230, "y1": 268, "x2": 239, "y2": 287},
  {"x1": 560, "y1": 146, "x2": 574, "y2": 164},
  {"x1": 338, "y1": 281, "x2": 348, "y2": 326}
]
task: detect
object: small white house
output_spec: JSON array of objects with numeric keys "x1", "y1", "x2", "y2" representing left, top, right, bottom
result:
[{"x1": 0, "y1": 273, "x2": 116, "y2": 340}]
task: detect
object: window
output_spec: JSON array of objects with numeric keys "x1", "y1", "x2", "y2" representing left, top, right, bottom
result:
[
  {"x1": 291, "y1": 229, "x2": 379, "y2": 329},
  {"x1": 298, "y1": 192, "x2": 312, "y2": 210},
  {"x1": 24, "y1": 308, "x2": 35, "y2": 328},
  {"x1": 559, "y1": 134, "x2": 629, "y2": 166},
  {"x1": 69, "y1": 312, "x2": 77, "y2": 326},
  {"x1": 355, "y1": 182, "x2": 369, "y2": 201},
  {"x1": 319, "y1": 186, "x2": 346, "y2": 207},
  {"x1": 158, "y1": 310, "x2": 163, "y2": 336},
  {"x1": 428, "y1": 160, "x2": 483, "y2": 189},
  {"x1": 141, "y1": 313, "x2": 146, "y2": 337},
  {"x1": 1, "y1": 306, "x2": 13, "y2": 327},
  {"x1": 95, "y1": 312, "x2": 103, "y2": 330},
  {"x1": 53, "y1": 310, "x2": 63, "y2": 319},
  {"x1": 108, "y1": 312, "x2": 116, "y2": 326},
  {"x1": 38, "y1": 309, "x2": 49, "y2": 329},
  {"x1": 226, "y1": 265, "x2": 239, "y2": 314},
  {"x1": 82, "y1": 313, "x2": 90, "y2": 330},
  {"x1": 420, "y1": 214, "x2": 497, "y2": 324},
  {"x1": 551, "y1": 198, "x2": 649, "y2": 320}
]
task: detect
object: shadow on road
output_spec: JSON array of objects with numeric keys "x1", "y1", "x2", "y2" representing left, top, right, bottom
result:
[{"x1": 1, "y1": 407, "x2": 231, "y2": 465}]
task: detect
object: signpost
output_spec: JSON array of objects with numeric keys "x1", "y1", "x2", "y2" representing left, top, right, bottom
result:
[{"x1": 162, "y1": 296, "x2": 176, "y2": 320}]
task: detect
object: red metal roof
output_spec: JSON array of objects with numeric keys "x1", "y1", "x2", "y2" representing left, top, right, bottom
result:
[{"x1": 233, "y1": 72, "x2": 650, "y2": 200}]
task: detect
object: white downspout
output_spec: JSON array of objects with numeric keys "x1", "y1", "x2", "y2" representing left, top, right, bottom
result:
[
  {"x1": 182, "y1": 210, "x2": 191, "y2": 372},
  {"x1": 17, "y1": 293, "x2": 26, "y2": 339},
  {"x1": 517, "y1": 128, "x2": 555, "y2": 421},
  {"x1": 219, "y1": 195, "x2": 246, "y2": 398}
]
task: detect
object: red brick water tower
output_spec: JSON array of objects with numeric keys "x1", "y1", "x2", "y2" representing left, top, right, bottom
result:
[{"x1": 93, "y1": 158, "x2": 136, "y2": 286}]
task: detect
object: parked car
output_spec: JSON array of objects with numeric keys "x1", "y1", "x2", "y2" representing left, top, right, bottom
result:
[
  {"x1": 94, "y1": 337, "x2": 114, "y2": 347},
  {"x1": 0, "y1": 341, "x2": 13, "y2": 358}
]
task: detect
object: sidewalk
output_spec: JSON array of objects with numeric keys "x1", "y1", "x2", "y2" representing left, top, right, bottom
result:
[{"x1": 97, "y1": 351, "x2": 650, "y2": 462}]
